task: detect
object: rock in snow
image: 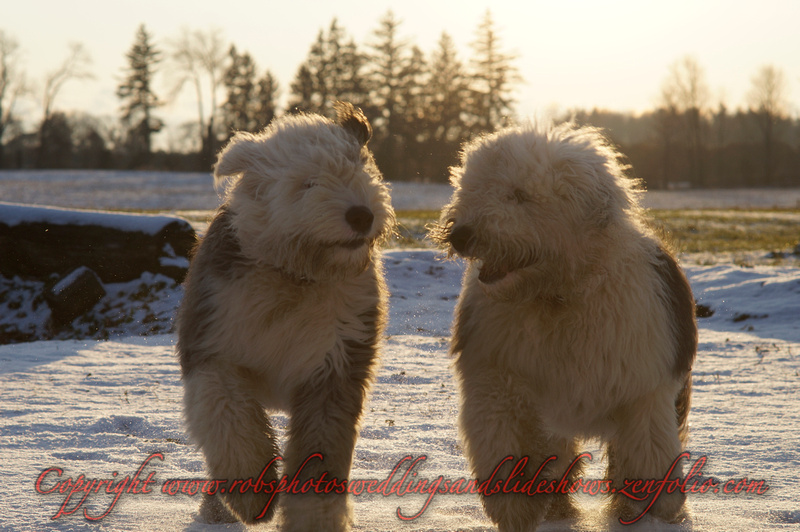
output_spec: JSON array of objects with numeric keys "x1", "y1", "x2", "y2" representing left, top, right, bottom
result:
[{"x1": 45, "y1": 266, "x2": 107, "y2": 327}]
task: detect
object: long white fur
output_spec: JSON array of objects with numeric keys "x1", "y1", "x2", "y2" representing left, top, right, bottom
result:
[
  {"x1": 435, "y1": 122, "x2": 697, "y2": 530},
  {"x1": 177, "y1": 106, "x2": 393, "y2": 530}
]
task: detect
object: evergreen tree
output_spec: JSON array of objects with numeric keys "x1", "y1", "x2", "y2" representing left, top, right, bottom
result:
[
  {"x1": 222, "y1": 45, "x2": 258, "y2": 134},
  {"x1": 336, "y1": 38, "x2": 368, "y2": 109},
  {"x1": 288, "y1": 64, "x2": 315, "y2": 113},
  {"x1": 396, "y1": 45, "x2": 428, "y2": 178},
  {"x1": 366, "y1": 10, "x2": 414, "y2": 179},
  {"x1": 367, "y1": 11, "x2": 409, "y2": 138},
  {"x1": 287, "y1": 19, "x2": 366, "y2": 117},
  {"x1": 468, "y1": 10, "x2": 521, "y2": 133},
  {"x1": 253, "y1": 70, "x2": 279, "y2": 129},
  {"x1": 424, "y1": 32, "x2": 471, "y2": 180},
  {"x1": 117, "y1": 24, "x2": 162, "y2": 167},
  {"x1": 428, "y1": 32, "x2": 470, "y2": 143},
  {"x1": 222, "y1": 46, "x2": 279, "y2": 135},
  {"x1": 397, "y1": 45, "x2": 427, "y2": 134}
]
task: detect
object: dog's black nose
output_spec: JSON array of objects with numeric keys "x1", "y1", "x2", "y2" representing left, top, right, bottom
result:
[
  {"x1": 448, "y1": 225, "x2": 473, "y2": 255},
  {"x1": 346, "y1": 205, "x2": 374, "y2": 234}
]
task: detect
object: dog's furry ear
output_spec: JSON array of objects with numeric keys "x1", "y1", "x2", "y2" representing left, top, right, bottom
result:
[
  {"x1": 553, "y1": 159, "x2": 615, "y2": 228},
  {"x1": 334, "y1": 101, "x2": 372, "y2": 146},
  {"x1": 213, "y1": 133, "x2": 259, "y2": 186}
]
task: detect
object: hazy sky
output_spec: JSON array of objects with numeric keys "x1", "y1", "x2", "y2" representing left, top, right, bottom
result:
[{"x1": 4, "y1": 0, "x2": 799, "y2": 136}]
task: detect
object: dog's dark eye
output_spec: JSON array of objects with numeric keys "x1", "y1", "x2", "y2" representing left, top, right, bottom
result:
[{"x1": 302, "y1": 179, "x2": 319, "y2": 190}]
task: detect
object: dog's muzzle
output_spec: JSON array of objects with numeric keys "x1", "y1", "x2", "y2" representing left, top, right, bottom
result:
[
  {"x1": 346, "y1": 205, "x2": 374, "y2": 234},
  {"x1": 445, "y1": 224, "x2": 529, "y2": 285},
  {"x1": 447, "y1": 225, "x2": 474, "y2": 256}
]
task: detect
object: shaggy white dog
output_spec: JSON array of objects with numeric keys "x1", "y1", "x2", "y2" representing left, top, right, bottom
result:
[
  {"x1": 432, "y1": 123, "x2": 697, "y2": 530},
  {"x1": 176, "y1": 102, "x2": 394, "y2": 530}
]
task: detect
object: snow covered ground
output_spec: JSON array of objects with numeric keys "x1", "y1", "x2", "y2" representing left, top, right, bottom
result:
[
  {"x1": 1, "y1": 253, "x2": 799, "y2": 531},
  {"x1": 1, "y1": 171, "x2": 799, "y2": 530}
]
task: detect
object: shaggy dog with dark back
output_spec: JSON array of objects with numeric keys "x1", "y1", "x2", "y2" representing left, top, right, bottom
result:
[
  {"x1": 432, "y1": 123, "x2": 697, "y2": 530},
  {"x1": 176, "y1": 102, "x2": 394, "y2": 530}
]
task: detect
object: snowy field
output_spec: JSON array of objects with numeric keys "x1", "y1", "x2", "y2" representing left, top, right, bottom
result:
[
  {"x1": 4, "y1": 169, "x2": 800, "y2": 213},
  {"x1": 1, "y1": 171, "x2": 799, "y2": 531},
  {"x1": 0, "y1": 170, "x2": 457, "y2": 214}
]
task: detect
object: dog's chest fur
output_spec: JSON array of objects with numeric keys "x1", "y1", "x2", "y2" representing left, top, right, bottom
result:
[
  {"x1": 214, "y1": 265, "x2": 381, "y2": 405},
  {"x1": 454, "y1": 259, "x2": 681, "y2": 437},
  {"x1": 179, "y1": 207, "x2": 384, "y2": 410}
]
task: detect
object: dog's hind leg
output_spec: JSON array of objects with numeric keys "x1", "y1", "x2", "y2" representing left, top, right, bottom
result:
[
  {"x1": 183, "y1": 362, "x2": 280, "y2": 524},
  {"x1": 280, "y1": 337, "x2": 377, "y2": 532},
  {"x1": 457, "y1": 366, "x2": 581, "y2": 531}
]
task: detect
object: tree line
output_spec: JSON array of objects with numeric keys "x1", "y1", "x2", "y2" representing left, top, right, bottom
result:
[
  {"x1": 564, "y1": 58, "x2": 799, "y2": 188},
  {"x1": 1, "y1": 14, "x2": 798, "y2": 189}
]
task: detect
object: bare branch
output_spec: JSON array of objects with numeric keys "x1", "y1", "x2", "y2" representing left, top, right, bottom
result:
[
  {"x1": 167, "y1": 27, "x2": 229, "y2": 162},
  {"x1": 167, "y1": 28, "x2": 228, "y2": 129},
  {"x1": 42, "y1": 42, "x2": 94, "y2": 120},
  {"x1": 1, "y1": 29, "x2": 30, "y2": 141},
  {"x1": 747, "y1": 64, "x2": 789, "y2": 118},
  {"x1": 659, "y1": 55, "x2": 710, "y2": 114}
]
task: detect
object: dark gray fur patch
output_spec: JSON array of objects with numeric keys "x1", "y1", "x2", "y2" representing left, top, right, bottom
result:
[
  {"x1": 451, "y1": 297, "x2": 475, "y2": 357},
  {"x1": 193, "y1": 207, "x2": 250, "y2": 278},
  {"x1": 652, "y1": 247, "x2": 698, "y2": 377},
  {"x1": 675, "y1": 372, "x2": 692, "y2": 447},
  {"x1": 334, "y1": 101, "x2": 372, "y2": 146},
  {"x1": 176, "y1": 207, "x2": 250, "y2": 376}
]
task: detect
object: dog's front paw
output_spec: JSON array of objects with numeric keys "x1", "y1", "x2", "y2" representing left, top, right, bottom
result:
[
  {"x1": 217, "y1": 488, "x2": 278, "y2": 525},
  {"x1": 545, "y1": 493, "x2": 579, "y2": 521},
  {"x1": 484, "y1": 493, "x2": 548, "y2": 532},
  {"x1": 280, "y1": 493, "x2": 352, "y2": 532},
  {"x1": 610, "y1": 489, "x2": 686, "y2": 526}
]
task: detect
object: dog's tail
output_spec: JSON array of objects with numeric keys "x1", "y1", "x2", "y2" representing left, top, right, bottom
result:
[{"x1": 675, "y1": 372, "x2": 692, "y2": 448}]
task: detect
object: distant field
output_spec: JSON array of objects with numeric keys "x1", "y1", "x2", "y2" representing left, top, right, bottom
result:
[
  {"x1": 647, "y1": 209, "x2": 800, "y2": 254},
  {"x1": 2, "y1": 171, "x2": 800, "y2": 259},
  {"x1": 392, "y1": 208, "x2": 800, "y2": 259}
]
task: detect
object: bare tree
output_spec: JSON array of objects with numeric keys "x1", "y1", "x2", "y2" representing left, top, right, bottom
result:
[
  {"x1": 42, "y1": 42, "x2": 93, "y2": 122},
  {"x1": 0, "y1": 30, "x2": 28, "y2": 165},
  {"x1": 661, "y1": 56, "x2": 710, "y2": 114},
  {"x1": 658, "y1": 56, "x2": 711, "y2": 186},
  {"x1": 168, "y1": 27, "x2": 228, "y2": 165},
  {"x1": 747, "y1": 64, "x2": 790, "y2": 185},
  {"x1": 651, "y1": 105, "x2": 682, "y2": 189}
]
